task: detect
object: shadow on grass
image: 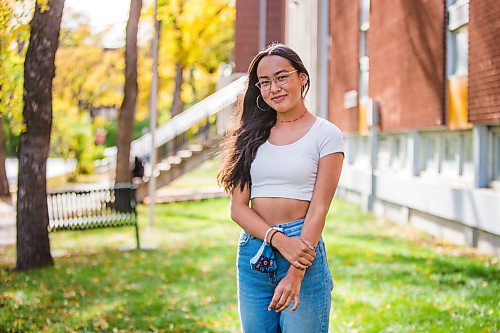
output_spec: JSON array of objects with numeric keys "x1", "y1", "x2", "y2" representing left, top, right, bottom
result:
[
  {"x1": 2, "y1": 198, "x2": 498, "y2": 332},
  {"x1": 1, "y1": 246, "x2": 239, "y2": 332}
]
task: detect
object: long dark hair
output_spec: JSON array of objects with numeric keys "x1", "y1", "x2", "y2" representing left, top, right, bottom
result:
[{"x1": 217, "y1": 43, "x2": 310, "y2": 193}]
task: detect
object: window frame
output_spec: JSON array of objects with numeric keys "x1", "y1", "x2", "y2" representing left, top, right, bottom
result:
[{"x1": 491, "y1": 127, "x2": 500, "y2": 185}]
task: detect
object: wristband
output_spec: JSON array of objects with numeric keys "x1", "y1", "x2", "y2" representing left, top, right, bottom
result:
[
  {"x1": 269, "y1": 230, "x2": 284, "y2": 249},
  {"x1": 263, "y1": 227, "x2": 274, "y2": 244}
]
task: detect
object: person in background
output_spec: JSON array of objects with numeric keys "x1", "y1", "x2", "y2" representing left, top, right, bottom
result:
[{"x1": 132, "y1": 156, "x2": 144, "y2": 179}]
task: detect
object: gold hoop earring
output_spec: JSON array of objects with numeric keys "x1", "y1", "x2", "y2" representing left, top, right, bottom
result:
[{"x1": 256, "y1": 95, "x2": 270, "y2": 112}]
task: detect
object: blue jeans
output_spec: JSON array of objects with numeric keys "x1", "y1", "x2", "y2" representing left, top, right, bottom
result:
[{"x1": 237, "y1": 218, "x2": 334, "y2": 333}]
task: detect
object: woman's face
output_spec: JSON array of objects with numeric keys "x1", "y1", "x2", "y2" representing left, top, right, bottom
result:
[{"x1": 256, "y1": 55, "x2": 307, "y2": 114}]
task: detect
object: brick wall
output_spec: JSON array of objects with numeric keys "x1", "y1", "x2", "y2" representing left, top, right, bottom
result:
[
  {"x1": 369, "y1": 0, "x2": 445, "y2": 131},
  {"x1": 234, "y1": 0, "x2": 285, "y2": 73},
  {"x1": 266, "y1": 0, "x2": 285, "y2": 46},
  {"x1": 234, "y1": 1, "x2": 259, "y2": 73},
  {"x1": 329, "y1": 0, "x2": 360, "y2": 133},
  {"x1": 469, "y1": 0, "x2": 500, "y2": 123}
]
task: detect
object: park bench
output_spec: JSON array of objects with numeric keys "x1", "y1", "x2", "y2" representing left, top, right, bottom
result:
[{"x1": 47, "y1": 184, "x2": 140, "y2": 249}]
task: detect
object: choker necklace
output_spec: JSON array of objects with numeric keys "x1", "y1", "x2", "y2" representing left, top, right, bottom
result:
[{"x1": 277, "y1": 109, "x2": 308, "y2": 124}]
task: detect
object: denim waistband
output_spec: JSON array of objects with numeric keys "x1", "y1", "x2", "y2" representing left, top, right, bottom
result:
[{"x1": 271, "y1": 218, "x2": 305, "y2": 237}]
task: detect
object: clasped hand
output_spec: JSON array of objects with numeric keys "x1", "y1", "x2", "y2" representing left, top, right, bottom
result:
[
  {"x1": 268, "y1": 267, "x2": 304, "y2": 312},
  {"x1": 274, "y1": 235, "x2": 316, "y2": 270},
  {"x1": 268, "y1": 234, "x2": 316, "y2": 312}
]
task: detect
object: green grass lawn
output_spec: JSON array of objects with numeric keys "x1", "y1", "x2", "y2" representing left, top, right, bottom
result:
[
  {"x1": 164, "y1": 158, "x2": 220, "y2": 190},
  {"x1": 0, "y1": 197, "x2": 498, "y2": 332}
]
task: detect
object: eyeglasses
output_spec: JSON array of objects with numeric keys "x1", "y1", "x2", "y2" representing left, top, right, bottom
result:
[{"x1": 255, "y1": 70, "x2": 298, "y2": 91}]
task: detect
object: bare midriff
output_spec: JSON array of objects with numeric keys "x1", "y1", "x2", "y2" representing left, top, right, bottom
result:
[{"x1": 251, "y1": 197, "x2": 310, "y2": 226}]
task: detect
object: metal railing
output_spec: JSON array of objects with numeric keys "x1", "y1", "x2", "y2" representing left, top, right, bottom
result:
[{"x1": 97, "y1": 75, "x2": 246, "y2": 171}]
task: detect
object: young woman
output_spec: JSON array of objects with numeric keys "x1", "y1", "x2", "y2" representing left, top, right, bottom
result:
[{"x1": 218, "y1": 43, "x2": 344, "y2": 332}]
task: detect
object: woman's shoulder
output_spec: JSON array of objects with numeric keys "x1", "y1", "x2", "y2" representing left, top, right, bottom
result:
[
  {"x1": 314, "y1": 117, "x2": 343, "y2": 138},
  {"x1": 312, "y1": 116, "x2": 345, "y2": 156}
]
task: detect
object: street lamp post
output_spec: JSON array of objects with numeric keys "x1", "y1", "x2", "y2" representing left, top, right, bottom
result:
[{"x1": 148, "y1": 0, "x2": 160, "y2": 227}]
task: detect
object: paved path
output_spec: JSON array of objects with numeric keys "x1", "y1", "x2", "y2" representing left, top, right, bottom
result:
[
  {"x1": 0, "y1": 198, "x2": 15, "y2": 248},
  {"x1": 6, "y1": 158, "x2": 76, "y2": 184}
]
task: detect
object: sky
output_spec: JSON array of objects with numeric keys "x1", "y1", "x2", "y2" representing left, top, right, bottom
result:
[{"x1": 64, "y1": 0, "x2": 132, "y2": 48}]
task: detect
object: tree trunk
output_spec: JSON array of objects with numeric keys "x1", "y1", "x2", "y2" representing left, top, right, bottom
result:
[
  {"x1": 116, "y1": 0, "x2": 142, "y2": 184},
  {"x1": 169, "y1": 62, "x2": 184, "y2": 154},
  {"x1": 171, "y1": 62, "x2": 184, "y2": 117},
  {"x1": 189, "y1": 67, "x2": 199, "y2": 103},
  {"x1": 0, "y1": 116, "x2": 10, "y2": 198},
  {"x1": 16, "y1": 0, "x2": 65, "y2": 271}
]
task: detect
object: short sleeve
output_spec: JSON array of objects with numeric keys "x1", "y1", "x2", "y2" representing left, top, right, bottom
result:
[{"x1": 317, "y1": 121, "x2": 344, "y2": 158}]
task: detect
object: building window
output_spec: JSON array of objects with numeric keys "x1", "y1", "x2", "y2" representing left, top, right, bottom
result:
[
  {"x1": 345, "y1": 135, "x2": 370, "y2": 166},
  {"x1": 377, "y1": 136, "x2": 390, "y2": 170},
  {"x1": 442, "y1": 134, "x2": 460, "y2": 175},
  {"x1": 448, "y1": 27, "x2": 468, "y2": 77},
  {"x1": 420, "y1": 131, "x2": 473, "y2": 180},
  {"x1": 345, "y1": 136, "x2": 355, "y2": 164},
  {"x1": 390, "y1": 135, "x2": 407, "y2": 170},
  {"x1": 493, "y1": 129, "x2": 500, "y2": 181},
  {"x1": 461, "y1": 132, "x2": 474, "y2": 177},
  {"x1": 422, "y1": 134, "x2": 439, "y2": 174},
  {"x1": 447, "y1": 0, "x2": 469, "y2": 78},
  {"x1": 354, "y1": 136, "x2": 370, "y2": 166}
]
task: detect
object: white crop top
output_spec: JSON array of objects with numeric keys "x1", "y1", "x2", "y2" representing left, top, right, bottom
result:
[{"x1": 250, "y1": 117, "x2": 344, "y2": 201}]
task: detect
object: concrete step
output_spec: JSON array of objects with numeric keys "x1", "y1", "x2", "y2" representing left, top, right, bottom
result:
[{"x1": 136, "y1": 139, "x2": 221, "y2": 202}]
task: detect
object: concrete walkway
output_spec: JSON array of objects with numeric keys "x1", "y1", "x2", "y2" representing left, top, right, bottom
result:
[
  {"x1": 6, "y1": 158, "x2": 76, "y2": 184},
  {"x1": 0, "y1": 198, "x2": 15, "y2": 248}
]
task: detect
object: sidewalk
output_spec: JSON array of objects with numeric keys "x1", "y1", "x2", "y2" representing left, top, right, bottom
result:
[{"x1": 0, "y1": 198, "x2": 15, "y2": 248}]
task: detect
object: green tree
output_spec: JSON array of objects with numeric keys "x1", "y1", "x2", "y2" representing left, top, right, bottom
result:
[
  {"x1": 117, "y1": 0, "x2": 235, "y2": 145},
  {"x1": 16, "y1": 0, "x2": 65, "y2": 271},
  {"x1": 51, "y1": 9, "x2": 124, "y2": 178},
  {"x1": 52, "y1": 45, "x2": 123, "y2": 177},
  {"x1": 157, "y1": 0, "x2": 234, "y2": 118},
  {"x1": 151, "y1": 0, "x2": 234, "y2": 152},
  {"x1": 116, "y1": 0, "x2": 142, "y2": 183},
  {"x1": 0, "y1": 0, "x2": 31, "y2": 197}
]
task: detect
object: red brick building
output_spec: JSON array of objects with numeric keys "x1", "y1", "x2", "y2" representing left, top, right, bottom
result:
[
  {"x1": 234, "y1": 0, "x2": 285, "y2": 73},
  {"x1": 329, "y1": 0, "x2": 500, "y2": 132},
  {"x1": 329, "y1": 0, "x2": 447, "y2": 133},
  {"x1": 468, "y1": 0, "x2": 500, "y2": 122},
  {"x1": 329, "y1": 1, "x2": 359, "y2": 132},
  {"x1": 328, "y1": 0, "x2": 500, "y2": 253},
  {"x1": 233, "y1": 0, "x2": 500, "y2": 253},
  {"x1": 368, "y1": 0, "x2": 446, "y2": 130}
]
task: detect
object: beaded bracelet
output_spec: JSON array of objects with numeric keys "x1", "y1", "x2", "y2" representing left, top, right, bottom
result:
[{"x1": 269, "y1": 230, "x2": 285, "y2": 249}]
